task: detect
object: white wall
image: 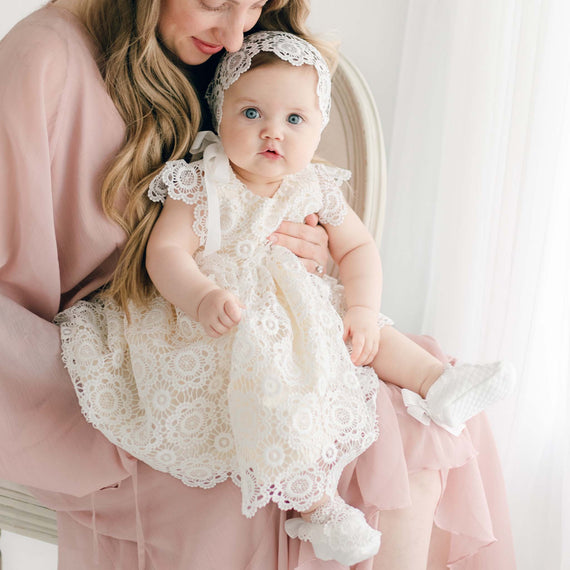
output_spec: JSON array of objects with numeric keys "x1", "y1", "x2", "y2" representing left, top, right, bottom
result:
[
  {"x1": 0, "y1": 531, "x2": 57, "y2": 570},
  {"x1": 309, "y1": 0, "x2": 409, "y2": 151},
  {"x1": 0, "y1": 2, "x2": 44, "y2": 38}
]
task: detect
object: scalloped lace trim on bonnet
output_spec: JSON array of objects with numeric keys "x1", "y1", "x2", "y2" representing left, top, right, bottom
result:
[{"x1": 206, "y1": 31, "x2": 332, "y2": 132}]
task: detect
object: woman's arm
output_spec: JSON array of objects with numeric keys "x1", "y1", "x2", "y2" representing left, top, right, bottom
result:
[
  {"x1": 146, "y1": 197, "x2": 242, "y2": 337},
  {"x1": 0, "y1": 20, "x2": 130, "y2": 494},
  {"x1": 325, "y1": 207, "x2": 383, "y2": 365}
]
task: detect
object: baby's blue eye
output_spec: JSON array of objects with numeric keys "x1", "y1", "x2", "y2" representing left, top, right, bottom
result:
[
  {"x1": 244, "y1": 108, "x2": 260, "y2": 119},
  {"x1": 288, "y1": 114, "x2": 303, "y2": 125}
]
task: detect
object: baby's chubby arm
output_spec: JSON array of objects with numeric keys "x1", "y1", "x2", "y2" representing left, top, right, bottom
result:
[
  {"x1": 325, "y1": 208, "x2": 383, "y2": 366},
  {"x1": 146, "y1": 197, "x2": 243, "y2": 338}
]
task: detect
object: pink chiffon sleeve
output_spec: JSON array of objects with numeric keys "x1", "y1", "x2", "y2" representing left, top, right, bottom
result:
[{"x1": 0, "y1": 18, "x2": 130, "y2": 496}]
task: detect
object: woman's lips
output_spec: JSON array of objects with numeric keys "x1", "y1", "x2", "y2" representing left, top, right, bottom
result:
[{"x1": 192, "y1": 37, "x2": 224, "y2": 55}]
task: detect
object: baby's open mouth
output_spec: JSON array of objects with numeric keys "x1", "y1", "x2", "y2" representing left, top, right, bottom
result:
[{"x1": 262, "y1": 149, "x2": 281, "y2": 157}]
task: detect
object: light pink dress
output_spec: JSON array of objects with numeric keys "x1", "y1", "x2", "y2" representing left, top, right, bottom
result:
[{"x1": 0, "y1": 6, "x2": 516, "y2": 569}]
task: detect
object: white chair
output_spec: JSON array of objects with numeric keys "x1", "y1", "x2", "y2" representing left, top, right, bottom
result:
[
  {"x1": 318, "y1": 53, "x2": 387, "y2": 248},
  {"x1": 0, "y1": 51, "x2": 387, "y2": 558},
  {"x1": 0, "y1": 480, "x2": 57, "y2": 544}
]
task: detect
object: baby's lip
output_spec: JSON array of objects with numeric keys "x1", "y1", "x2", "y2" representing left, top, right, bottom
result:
[{"x1": 260, "y1": 148, "x2": 282, "y2": 158}]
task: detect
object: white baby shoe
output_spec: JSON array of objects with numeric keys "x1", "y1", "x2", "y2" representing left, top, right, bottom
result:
[
  {"x1": 284, "y1": 496, "x2": 381, "y2": 566},
  {"x1": 402, "y1": 361, "x2": 516, "y2": 435}
]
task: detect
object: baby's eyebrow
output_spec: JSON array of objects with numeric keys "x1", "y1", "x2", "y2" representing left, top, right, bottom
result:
[
  {"x1": 232, "y1": 98, "x2": 310, "y2": 110},
  {"x1": 232, "y1": 97, "x2": 260, "y2": 105}
]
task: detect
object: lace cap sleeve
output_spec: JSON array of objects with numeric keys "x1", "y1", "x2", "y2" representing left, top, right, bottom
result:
[
  {"x1": 314, "y1": 163, "x2": 351, "y2": 226},
  {"x1": 147, "y1": 159, "x2": 208, "y2": 246},
  {"x1": 148, "y1": 159, "x2": 206, "y2": 206}
]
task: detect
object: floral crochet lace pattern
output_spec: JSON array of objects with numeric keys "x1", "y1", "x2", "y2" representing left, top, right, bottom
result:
[{"x1": 57, "y1": 151, "x2": 384, "y2": 518}]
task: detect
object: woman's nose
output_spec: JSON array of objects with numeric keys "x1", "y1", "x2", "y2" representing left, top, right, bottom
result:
[{"x1": 219, "y1": 15, "x2": 246, "y2": 53}]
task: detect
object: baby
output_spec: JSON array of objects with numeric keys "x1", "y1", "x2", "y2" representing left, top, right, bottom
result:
[{"x1": 57, "y1": 31, "x2": 514, "y2": 566}]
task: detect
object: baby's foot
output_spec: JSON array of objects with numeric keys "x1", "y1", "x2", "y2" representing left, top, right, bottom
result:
[
  {"x1": 284, "y1": 496, "x2": 381, "y2": 566},
  {"x1": 402, "y1": 361, "x2": 516, "y2": 434}
]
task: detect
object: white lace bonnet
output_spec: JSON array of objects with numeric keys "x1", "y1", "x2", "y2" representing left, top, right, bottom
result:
[{"x1": 205, "y1": 31, "x2": 332, "y2": 132}]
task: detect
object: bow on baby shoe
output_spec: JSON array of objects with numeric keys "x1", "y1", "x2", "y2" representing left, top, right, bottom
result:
[
  {"x1": 401, "y1": 389, "x2": 465, "y2": 436},
  {"x1": 401, "y1": 389, "x2": 431, "y2": 425}
]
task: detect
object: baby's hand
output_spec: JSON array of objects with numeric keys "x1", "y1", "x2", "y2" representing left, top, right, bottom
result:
[
  {"x1": 343, "y1": 306, "x2": 380, "y2": 366},
  {"x1": 197, "y1": 289, "x2": 243, "y2": 338}
]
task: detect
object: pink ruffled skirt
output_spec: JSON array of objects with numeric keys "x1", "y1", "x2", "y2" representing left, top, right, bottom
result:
[{"x1": 34, "y1": 370, "x2": 515, "y2": 570}]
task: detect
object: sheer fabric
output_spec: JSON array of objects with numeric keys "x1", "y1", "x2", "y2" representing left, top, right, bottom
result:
[{"x1": 382, "y1": 1, "x2": 570, "y2": 567}]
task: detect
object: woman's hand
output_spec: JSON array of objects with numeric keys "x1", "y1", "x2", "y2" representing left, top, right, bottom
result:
[
  {"x1": 196, "y1": 289, "x2": 243, "y2": 338},
  {"x1": 267, "y1": 214, "x2": 329, "y2": 277},
  {"x1": 343, "y1": 306, "x2": 380, "y2": 366}
]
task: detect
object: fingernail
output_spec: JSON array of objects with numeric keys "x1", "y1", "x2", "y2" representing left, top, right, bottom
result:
[{"x1": 266, "y1": 234, "x2": 277, "y2": 244}]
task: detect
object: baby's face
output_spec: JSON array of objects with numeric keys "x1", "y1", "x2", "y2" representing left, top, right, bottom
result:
[{"x1": 219, "y1": 62, "x2": 323, "y2": 187}]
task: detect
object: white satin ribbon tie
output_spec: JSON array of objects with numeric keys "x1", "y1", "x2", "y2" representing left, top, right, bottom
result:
[{"x1": 189, "y1": 131, "x2": 231, "y2": 255}]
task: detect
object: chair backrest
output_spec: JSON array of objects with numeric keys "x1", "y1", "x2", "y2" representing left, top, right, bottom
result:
[
  {"x1": 318, "y1": 53, "x2": 387, "y2": 247},
  {"x1": 0, "y1": 52, "x2": 387, "y2": 546}
]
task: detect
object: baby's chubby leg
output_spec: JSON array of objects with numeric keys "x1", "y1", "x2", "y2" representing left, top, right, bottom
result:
[
  {"x1": 370, "y1": 326, "x2": 445, "y2": 397},
  {"x1": 371, "y1": 326, "x2": 515, "y2": 433}
]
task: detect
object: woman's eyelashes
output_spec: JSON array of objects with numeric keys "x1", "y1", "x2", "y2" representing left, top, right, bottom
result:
[
  {"x1": 200, "y1": 1, "x2": 267, "y2": 13},
  {"x1": 199, "y1": 1, "x2": 227, "y2": 12}
]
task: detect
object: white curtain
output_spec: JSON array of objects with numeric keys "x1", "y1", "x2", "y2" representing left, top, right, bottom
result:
[{"x1": 380, "y1": 1, "x2": 570, "y2": 568}]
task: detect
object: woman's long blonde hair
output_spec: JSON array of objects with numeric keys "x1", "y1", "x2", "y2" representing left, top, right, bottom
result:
[{"x1": 75, "y1": 0, "x2": 335, "y2": 312}]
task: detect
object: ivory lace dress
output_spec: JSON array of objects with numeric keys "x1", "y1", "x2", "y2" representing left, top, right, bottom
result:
[{"x1": 56, "y1": 147, "x2": 388, "y2": 518}]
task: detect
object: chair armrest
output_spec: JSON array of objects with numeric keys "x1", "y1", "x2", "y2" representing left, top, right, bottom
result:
[{"x1": 0, "y1": 480, "x2": 57, "y2": 544}]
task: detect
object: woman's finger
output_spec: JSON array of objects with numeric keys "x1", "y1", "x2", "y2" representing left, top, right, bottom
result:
[
  {"x1": 271, "y1": 234, "x2": 329, "y2": 268},
  {"x1": 300, "y1": 257, "x2": 327, "y2": 277},
  {"x1": 304, "y1": 213, "x2": 319, "y2": 227},
  {"x1": 268, "y1": 220, "x2": 330, "y2": 272},
  {"x1": 272, "y1": 219, "x2": 328, "y2": 247}
]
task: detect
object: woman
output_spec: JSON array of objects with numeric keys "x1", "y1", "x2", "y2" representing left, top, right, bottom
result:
[{"x1": 0, "y1": 1, "x2": 515, "y2": 568}]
